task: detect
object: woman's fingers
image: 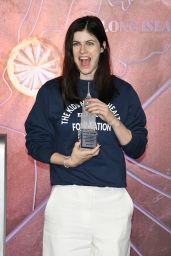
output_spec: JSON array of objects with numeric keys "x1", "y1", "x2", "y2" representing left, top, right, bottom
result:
[
  {"x1": 74, "y1": 140, "x2": 81, "y2": 148},
  {"x1": 86, "y1": 104, "x2": 111, "y2": 122},
  {"x1": 70, "y1": 142, "x2": 100, "y2": 167},
  {"x1": 86, "y1": 144, "x2": 101, "y2": 156},
  {"x1": 79, "y1": 144, "x2": 100, "y2": 156},
  {"x1": 85, "y1": 98, "x2": 115, "y2": 124},
  {"x1": 73, "y1": 141, "x2": 100, "y2": 156},
  {"x1": 85, "y1": 99, "x2": 108, "y2": 113}
]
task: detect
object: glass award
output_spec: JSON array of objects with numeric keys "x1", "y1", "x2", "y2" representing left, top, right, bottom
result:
[{"x1": 80, "y1": 82, "x2": 97, "y2": 149}]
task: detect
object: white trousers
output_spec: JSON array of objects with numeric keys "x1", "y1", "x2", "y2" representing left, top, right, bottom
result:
[{"x1": 43, "y1": 185, "x2": 134, "y2": 256}]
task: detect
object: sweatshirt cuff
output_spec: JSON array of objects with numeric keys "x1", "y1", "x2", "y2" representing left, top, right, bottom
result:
[
  {"x1": 121, "y1": 133, "x2": 145, "y2": 159},
  {"x1": 30, "y1": 148, "x2": 55, "y2": 164}
]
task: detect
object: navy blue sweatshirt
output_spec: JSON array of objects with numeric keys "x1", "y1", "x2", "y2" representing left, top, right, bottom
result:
[{"x1": 25, "y1": 76, "x2": 148, "y2": 187}]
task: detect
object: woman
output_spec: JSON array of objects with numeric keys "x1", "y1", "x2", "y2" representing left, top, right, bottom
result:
[{"x1": 25, "y1": 16, "x2": 148, "y2": 256}]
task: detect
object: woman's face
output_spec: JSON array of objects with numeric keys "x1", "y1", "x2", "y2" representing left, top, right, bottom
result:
[{"x1": 72, "y1": 30, "x2": 104, "y2": 80}]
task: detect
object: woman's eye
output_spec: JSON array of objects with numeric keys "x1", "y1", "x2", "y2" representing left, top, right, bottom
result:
[
  {"x1": 73, "y1": 42, "x2": 79, "y2": 47},
  {"x1": 87, "y1": 41, "x2": 94, "y2": 46}
]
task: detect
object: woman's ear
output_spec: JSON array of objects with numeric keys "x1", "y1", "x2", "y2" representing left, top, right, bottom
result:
[{"x1": 101, "y1": 41, "x2": 106, "y2": 52}]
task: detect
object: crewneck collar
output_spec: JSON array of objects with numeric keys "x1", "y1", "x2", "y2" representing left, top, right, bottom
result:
[{"x1": 79, "y1": 78, "x2": 94, "y2": 83}]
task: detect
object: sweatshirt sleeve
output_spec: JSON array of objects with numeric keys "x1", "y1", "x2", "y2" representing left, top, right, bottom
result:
[
  {"x1": 121, "y1": 86, "x2": 148, "y2": 159},
  {"x1": 25, "y1": 84, "x2": 55, "y2": 163}
]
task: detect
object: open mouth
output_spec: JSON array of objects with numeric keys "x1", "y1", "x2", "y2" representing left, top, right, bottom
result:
[{"x1": 79, "y1": 56, "x2": 91, "y2": 68}]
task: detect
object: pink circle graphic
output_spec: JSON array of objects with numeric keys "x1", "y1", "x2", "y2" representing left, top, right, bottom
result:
[{"x1": 7, "y1": 37, "x2": 61, "y2": 97}]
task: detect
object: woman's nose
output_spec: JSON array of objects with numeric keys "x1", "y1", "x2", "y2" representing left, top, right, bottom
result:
[{"x1": 80, "y1": 44, "x2": 86, "y2": 53}]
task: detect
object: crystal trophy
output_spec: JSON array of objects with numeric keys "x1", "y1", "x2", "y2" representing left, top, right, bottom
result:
[{"x1": 80, "y1": 82, "x2": 97, "y2": 149}]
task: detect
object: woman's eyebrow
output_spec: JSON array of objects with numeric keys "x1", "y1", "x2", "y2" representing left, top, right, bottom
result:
[{"x1": 73, "y1": 39, "x2": 96, "y2": 42}]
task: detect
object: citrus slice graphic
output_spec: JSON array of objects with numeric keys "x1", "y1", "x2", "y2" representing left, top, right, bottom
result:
[{"x1": 7, "y1": 37, "x2": 61, "y2": 97}]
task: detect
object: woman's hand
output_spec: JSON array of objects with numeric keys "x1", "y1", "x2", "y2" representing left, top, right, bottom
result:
[
  {"x1": 85, "y1": 98, "x2": 116, "y2": 125},
  {"x1": 85, "y1": 98, "x2": 132, "y2": 145},
  {"x1": 66, "y1": 140, "x2": 101, "y2": 167}
]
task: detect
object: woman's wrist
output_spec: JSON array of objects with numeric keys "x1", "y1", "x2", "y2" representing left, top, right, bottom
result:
[
  {"x1": 108, "y1": 117, "x2": 132, "y2": 145},
  {"x1": 63, "y1": 156, "x2": 76, "y2": 168},
  {"x1": 50, "y1": 153, "x2": 75, "y2": 167},
  {"x1": 63, "y1": 156, "x2": 70, "y2": 168},
  {"x1": 108, "y1": 116, "x2": 121, "y2": 129}
]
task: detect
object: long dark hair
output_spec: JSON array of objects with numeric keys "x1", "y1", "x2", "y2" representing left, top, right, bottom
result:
[{"x1": 61, "y1": 16, "x2": 117, "y2": 104}]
